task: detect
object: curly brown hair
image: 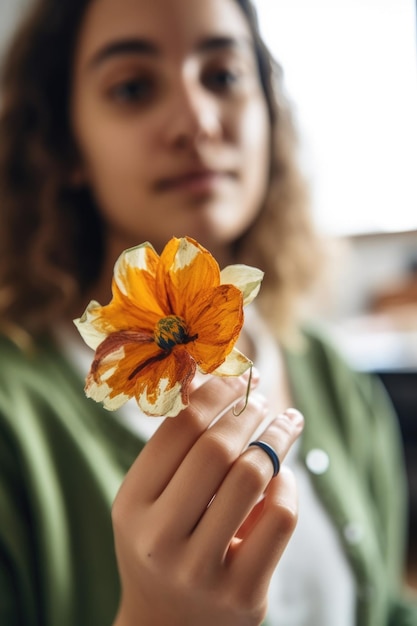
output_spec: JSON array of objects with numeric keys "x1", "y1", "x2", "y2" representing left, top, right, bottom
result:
[{"x1": 0, "y1": 0, "x2": 323, "y2": 341}]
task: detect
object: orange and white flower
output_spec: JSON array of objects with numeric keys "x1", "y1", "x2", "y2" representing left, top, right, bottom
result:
[{"x1": 74, "y1": 236, "x2": 263, "y2": 417}]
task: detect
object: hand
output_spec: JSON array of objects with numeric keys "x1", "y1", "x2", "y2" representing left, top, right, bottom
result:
[{"x1": 112, "y1": 372, "x2": 304, "y2": 626}]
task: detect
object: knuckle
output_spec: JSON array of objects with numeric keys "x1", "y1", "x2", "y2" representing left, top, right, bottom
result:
[
  {"x1": 220, "y1": 371, "x2": 251, "y2": 395},
  {"x1": 245, "y1": 393, "x2": 268, "y2": 413},
  {"x1": 232, "y1": 392, "x2": 267, "y2": 420},
  {"x1": 181, "y1": 402, "x2": 209, "y2": 433},
  {"x1": 201, "y1": 372, "x2": 249, "y2": 402},
  {"x1": 269, "y1": 414, "x2": 300, "y2": 443},
  {"x1": 202, "y1": 430, "x2": 240, "y2": 467},
  {"x1": 236, "y1": 452, "x2": 271, "y2": 491},
  {"x1": 271, "y1": 500, "x2": 298, "y2": 534}
]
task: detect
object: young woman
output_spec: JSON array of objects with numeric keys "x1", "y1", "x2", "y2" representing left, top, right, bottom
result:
[{"x1": 0, "y1": 0, "x2": 415, "y2": 624}]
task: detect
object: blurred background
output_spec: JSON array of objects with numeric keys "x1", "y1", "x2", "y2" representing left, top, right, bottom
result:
[
  {"x1": 251, "y1": 0, "x2": 417, "y2": 588},
  {"x1": 1, "y1": 0, "x2": 417, "y2": 587}
]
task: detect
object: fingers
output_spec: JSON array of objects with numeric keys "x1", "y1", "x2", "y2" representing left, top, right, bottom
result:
[
  {"x1": 153, "y1": 392, "x2": 270, "y2": 536},
  {"x1": 113, "y1": 379, "x2": 303, "y2": 623},
  {"x1": 118, "y1": 371, "x2": 258, "y2": 503},
  {"x1": 188, "y1": 409, "x2": 303, "y2": 562},
  {"x1": 243, "y1": 408, "x2": 304, "y2": 479},
  {"x1": 229, "y1": 467, "x2": 298, "y2": 601}
]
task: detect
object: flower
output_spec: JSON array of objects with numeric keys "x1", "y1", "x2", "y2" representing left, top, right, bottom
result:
[{"x1": 74, "y1": 236, "x2": 263, "y2": 417}]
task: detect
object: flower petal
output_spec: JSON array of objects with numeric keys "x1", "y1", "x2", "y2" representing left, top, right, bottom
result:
[
  {"x1": 114, "y1": 242, "x2": 158, "y2": 303},
  {"x1": 158, "y1": 237, "x2": 220, "y2": 318},
  {"x1": 110, "y1": 242, "x2": 166, "y2": 323},
  {"x1": 85, "y1": 330, "x2": 161, "y2": 410},
  {"x1": 76, "y1": 243, "x2": 167, "y2": 345},
  {"x1": 74, "y1": 300, "x2": 106, "y2": 350},
  {"x1": 86, "y1": 376, "x2": 131, "y2": 411},
  {"x1": 211, "y1": 347, "x2": 252, "y2": 376},
  {"x1": 134, "y1": 345, "x2": 196, "y2": 417},
  {"x1": 186, "y1": 284, "x2": 243, "y2": 373},
  {"x1": 220, "y1": 264, "x2": 264, "y2": 306}
]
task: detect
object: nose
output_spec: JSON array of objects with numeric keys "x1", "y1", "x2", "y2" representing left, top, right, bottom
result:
[{"x1": 162, "y1": 77, "x2": 222, "y2": 149}]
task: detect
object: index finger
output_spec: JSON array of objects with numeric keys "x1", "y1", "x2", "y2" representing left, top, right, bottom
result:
[{"x1": 121, "y1": 370, "x2": 258, "y2": 501}]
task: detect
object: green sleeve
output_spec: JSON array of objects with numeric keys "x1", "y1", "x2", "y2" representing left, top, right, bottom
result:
[
  {"x1": 355, "y1": 371, "x2": 417, "y2": 624},
  {"x1": 0, "y1": 337, "x2": 141, "y2": 626},
  {"x1": 0, "y1": 387, "x2": 77, "y2": 626},
  {"x1": 0, "y1": 433, "x2": 35, "y2": 625}
]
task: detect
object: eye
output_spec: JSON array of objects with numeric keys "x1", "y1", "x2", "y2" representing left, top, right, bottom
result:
[
  {"x1": 108, "y1": 76, "x2": 154, "y2": 104},
  {"x1": 203, "y1": 67, "x2": 241, "y2": 92}
]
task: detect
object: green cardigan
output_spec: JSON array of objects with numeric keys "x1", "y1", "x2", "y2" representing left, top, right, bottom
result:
[{"x1": 0, "y1": 330, "x2": 415, "y2": 626}]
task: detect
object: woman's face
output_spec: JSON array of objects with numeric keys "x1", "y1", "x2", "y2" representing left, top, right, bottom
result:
[{"x1": 71, "y1": 0, "x2": 270, "y2": 263}]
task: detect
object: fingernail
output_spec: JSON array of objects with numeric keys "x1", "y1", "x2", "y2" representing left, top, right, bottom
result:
[{"x1": 283, "y1": 408, "x2": 304, "y2": 427}]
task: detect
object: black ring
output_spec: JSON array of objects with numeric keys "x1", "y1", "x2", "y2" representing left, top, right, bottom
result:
[{"x1": 248, "y1": 441, "x2": 280, "y2": 476}]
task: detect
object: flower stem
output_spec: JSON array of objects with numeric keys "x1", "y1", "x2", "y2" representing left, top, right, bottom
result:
[{"x1": 233, "y1": 363, "x2": 253, "y2": 416}]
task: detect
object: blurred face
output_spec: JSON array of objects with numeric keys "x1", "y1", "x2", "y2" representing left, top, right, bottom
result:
[{"x1": 71, "y1": 0, "x2": 270, "y2": 264}]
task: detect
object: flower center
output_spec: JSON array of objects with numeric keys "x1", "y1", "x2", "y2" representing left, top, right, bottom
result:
[{"x1": 154, "y1": 315, "x2": 196, "y2": 350}]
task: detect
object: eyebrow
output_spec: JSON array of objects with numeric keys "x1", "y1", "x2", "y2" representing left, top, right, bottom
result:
[
  {"x1": 88, "y1": 35, "x2": 252, "y2": 69},
  {"x1": 89, "y1": 39, "x2": 158, "y2": 68}
]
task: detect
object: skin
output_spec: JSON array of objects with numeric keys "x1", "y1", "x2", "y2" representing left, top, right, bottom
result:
[
  {"x1": 70, "y1": 0, "x2": 270, "y2": 281},
  {"x1": 112, "y1": 373, "x2": 303, "y2": 626},
  {"x1": 69, "y1": 1, "x2": 303, "y2": 624}
]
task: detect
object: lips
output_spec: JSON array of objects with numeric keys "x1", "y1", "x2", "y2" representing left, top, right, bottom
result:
[{"x1": 155, "y1": 169, "x2": 234, "y2": 194}]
